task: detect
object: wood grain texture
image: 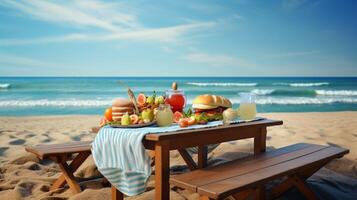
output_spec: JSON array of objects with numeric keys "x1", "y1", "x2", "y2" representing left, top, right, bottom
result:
[
  {"x1": 171, "y1": 144, "x2": 348, "y2": 199},
  {"x1": 25, "y1": 141, "x2": 92, "y2": 159},
  {"x1": 145, "y1": 119, "x2": 282, "y2": 141},
  {"x1": 155, "y1": 141, "x2": 170, "y2": 200}
]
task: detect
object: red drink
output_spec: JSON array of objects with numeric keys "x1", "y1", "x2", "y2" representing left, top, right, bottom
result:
[{"x1": 165, "y1": 90, "x2": 186, "y2": 113}]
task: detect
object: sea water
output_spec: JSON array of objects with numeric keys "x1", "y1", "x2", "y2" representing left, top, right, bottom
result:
[{"x1": 0, "y1": 77, "x2": 356, "y2": 116}]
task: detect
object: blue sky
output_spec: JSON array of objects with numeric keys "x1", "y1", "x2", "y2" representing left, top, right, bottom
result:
[{"x1": 0, "y1": 0, "x2": 356, "y2": 76}]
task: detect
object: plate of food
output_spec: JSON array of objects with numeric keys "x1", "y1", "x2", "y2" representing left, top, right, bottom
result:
[
  {"x1": 99, "y1": 94, "x2": 158, "y2": 128},
  {"x1": 108, "y1": 120, "x2": 157, "y2": 128}
]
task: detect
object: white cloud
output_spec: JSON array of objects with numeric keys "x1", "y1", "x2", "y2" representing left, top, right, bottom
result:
[
  {"x1": 0, "y1": 0, "x2": 137, "y2": 31},
  {"x1": 266, "y1": 51, "x2": 319, "y2": 58},
  {"x1": 0, "y1": 21, "x2": 216, "y2": 45},
  {"x1": 183, "y1": 52, "x2": 253, "y2": 67},
  {"x1": 0, "y1": 0, "x2": 217, "y2": 45}
]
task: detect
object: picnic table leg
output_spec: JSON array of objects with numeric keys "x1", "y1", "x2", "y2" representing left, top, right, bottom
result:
[
  {"x1": 253, "y1": 127, "x2": 267, "y2": 199},
  {"x1": 111, "y1": 185, "x2": 124, "y2": 200},
  {"x1": 197, "y1": 145, "x2": 208, "y2": 168},
  {"x1": 155, "y1": 141, "x2": 170, "y2": 200},
  {"x1": 272, "y1": 175, "x2": 318, "y2": 200},
  {"x1": 254, "y1": 127, "x2": 267, "y2": 155},
  {"x1": 178, "y1": 149, "x2": 198, "y2": 170},
  {"x1": 57, "y1": 160, "x2": 82, "y2": 194},
  {"x1": 51, "y1": 152, "x2": 91, "y2": 190}
]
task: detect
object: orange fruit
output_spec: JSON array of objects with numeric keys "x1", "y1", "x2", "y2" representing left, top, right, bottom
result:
[
  {"x1": 137, "y1": 93, "x2": 146, "y2": 107},
  {"x1": 104, "y1": 108, "x2": 113, "y2": 121}
]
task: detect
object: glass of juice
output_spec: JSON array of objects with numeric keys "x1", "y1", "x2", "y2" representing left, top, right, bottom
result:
[
  {"x1": 239, "y1": 93, "x2": 257, "y2": 120},
  {"x1": 165, "y1": 89, "x2": 186, "y2": 113},
  {"x1": 156, "y1": 104, "x2": 174, "y2": 127}
]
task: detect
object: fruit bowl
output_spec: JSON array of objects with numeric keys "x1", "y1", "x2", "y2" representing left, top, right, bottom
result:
[{"x1": 109, "y1": 120, "x2": 157, "y2": 128}]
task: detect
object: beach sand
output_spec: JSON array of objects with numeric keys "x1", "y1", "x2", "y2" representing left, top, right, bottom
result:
[{"x1": 0, "y1": 112, "x2": 356, "y2": 199}]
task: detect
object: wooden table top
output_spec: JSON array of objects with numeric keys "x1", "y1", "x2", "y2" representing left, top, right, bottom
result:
[{"x1": 144, "y1": 119, "x2": 283, "y2": 142}]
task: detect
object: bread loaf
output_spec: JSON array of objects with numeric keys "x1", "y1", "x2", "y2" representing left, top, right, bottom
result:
[{"x1": 192, "y1": 94, "x2": 232, "y2": 109}]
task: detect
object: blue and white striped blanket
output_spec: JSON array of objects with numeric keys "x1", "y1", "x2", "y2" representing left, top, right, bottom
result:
[{"x1": 91, "y1": 118, "x2": 263, "y2": 196}]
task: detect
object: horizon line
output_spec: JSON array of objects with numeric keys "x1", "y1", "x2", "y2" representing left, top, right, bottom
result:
[{"x1": 0, "y1": 75, "x2": 357, "y2": 78}]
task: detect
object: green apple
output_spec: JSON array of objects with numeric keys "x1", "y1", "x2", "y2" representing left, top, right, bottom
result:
[
  {"x1": 142, "y1": 109, "x2": 154, "y2": 121},
  {"x1": 154, "y1": 97, "x2": 160, "y2": 105},
  {"x1": 154, "y1": 96, "x2": 164, "y2": 105},
  {"x1": 121, "y1": 113, "x2": 131, "y2": 125},
  {"x1": 155, "y1": 96, "x2": 165, "y2": 104},
  {"x1": 146, "y1": 96, "x2": 154, "y2": 104}
]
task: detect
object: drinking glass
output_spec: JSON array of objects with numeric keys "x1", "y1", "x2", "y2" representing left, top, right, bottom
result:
[
  {"x1": 156, "y1": 104, "x2": 174, "y2": 127},
  {"x1": 239, "y1": 93, "x2": 257, "y2": 120}
]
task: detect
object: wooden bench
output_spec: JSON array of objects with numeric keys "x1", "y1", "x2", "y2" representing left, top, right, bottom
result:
[
  {"x1": 25, "y1": 141, "x2": 93, "y2": 194},
  {"x1": 170, "y1": 143, "x2": 349, "y2": 200}
]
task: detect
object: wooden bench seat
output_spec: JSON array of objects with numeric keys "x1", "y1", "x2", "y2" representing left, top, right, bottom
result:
[
  {"x1": 25, "y1": 141, "x2": 93, "y2": 194},
  {"x1": 170, "y1": 143, "x2": 349, "y2": 200}
]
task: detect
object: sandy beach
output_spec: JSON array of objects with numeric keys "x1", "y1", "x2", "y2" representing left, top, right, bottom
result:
[{"x1": 0, "y1": 112, "x2": 356, "y2": 199}]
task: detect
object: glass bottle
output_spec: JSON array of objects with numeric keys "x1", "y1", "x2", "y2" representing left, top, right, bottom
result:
[{"x1": 164, "y1": 89, "x2": 186, "y2": 113}]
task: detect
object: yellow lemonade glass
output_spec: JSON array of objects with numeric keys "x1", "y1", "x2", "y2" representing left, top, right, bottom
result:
[
  {"x1": 239, "y1": 93, "x2": 257, "y2": 120},
  {"x1": 156, "y1": 104, "x2": 174, "y2": 127}
]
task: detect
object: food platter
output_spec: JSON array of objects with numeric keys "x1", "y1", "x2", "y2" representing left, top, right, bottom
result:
[{"x1": 109, "y1": 120, "x2": 156, "y2": 128}]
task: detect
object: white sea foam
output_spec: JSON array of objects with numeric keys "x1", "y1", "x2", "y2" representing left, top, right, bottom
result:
[
  {"x1": 273, "y1": 82, "x2": 329, "y2": 87},
  {"x1": 0, "y1": 99, "x2": 111, "y2": 107},
  {"x1": 187, "y1": 82, "x2": 257, "y2": 87},
  {"x1": 2, "y1": 96, "x2": 357, "y2": 107},
  {"x1": 315, "y1": 90, "x2": 357, "y2": 96},
  {"x1": 251, "y1": 89, "x2": 275, "y2": 95},
  {"x1": 0, "y1": 83, "x2": 10, "y2": 89},
  {"x1": 226, "y1": 97, "x2": 357, "y2": 105},
  {"x1": 185, "y1": 96, "x2": 357, "y2": 105}
]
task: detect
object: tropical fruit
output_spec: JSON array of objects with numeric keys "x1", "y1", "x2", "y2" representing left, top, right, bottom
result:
[
  {"x1": 137, "y1": 93, "x2": 146, "y2": 106},
  {"x1": 173, "y1": 111, "x2": 184, "y2": 123},
  {"x1": 142, "y1": 109, "x2": 154, "y2": 121},
  {"x1": 146, "y1": 96, "x2": 154, "y2": 104},
  {"x1": 130, "y1": 114, "x2": 139, "y2": 124},
  {"x1": 121, "y1": 113, "x2": 131, "y2": 125},
  {"x1": 104, "y1": 108, "x2": 113, "y2": 121}
]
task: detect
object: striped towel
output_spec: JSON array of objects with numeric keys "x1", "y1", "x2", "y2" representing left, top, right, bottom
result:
[{"x1": 91, "y1": 118, "x2": 263, "y2": 196}]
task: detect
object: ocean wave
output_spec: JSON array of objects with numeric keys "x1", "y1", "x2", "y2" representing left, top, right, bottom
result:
[
  {"x1": 315, "y1": 90, "x2": 357, "y2": 96},
  {"x1": 251, "y1": 89, "x2": 275, "y2": 95},
  {"x1": 0, "y1": 100, "x2": 111, "y2": 107},
  {"x1": 187, "y1": 97, "x2": 357, "y2": 105},
  {"x1": 0, "y1": 83, "x2": 10, "y2": 89},
  {"x1": 251, "y1": 89, "x2": 316, "y2": 96},
  {"x1": 255, "y1": 98, "x2": 357, "y2": 105},
  {"x1": 273, "y1": 82, "x2": 329, "y2": 87},
  {"x1": 254, "y1": 97, "x2": 357, "y2": 105},
  {"x1": 187, "y1": 82, "x2": 257, "y2": 87}
]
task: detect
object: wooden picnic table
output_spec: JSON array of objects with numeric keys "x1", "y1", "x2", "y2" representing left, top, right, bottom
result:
[{"x1": 135, "y1": 119, "x2": 283, "y2": 200}]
